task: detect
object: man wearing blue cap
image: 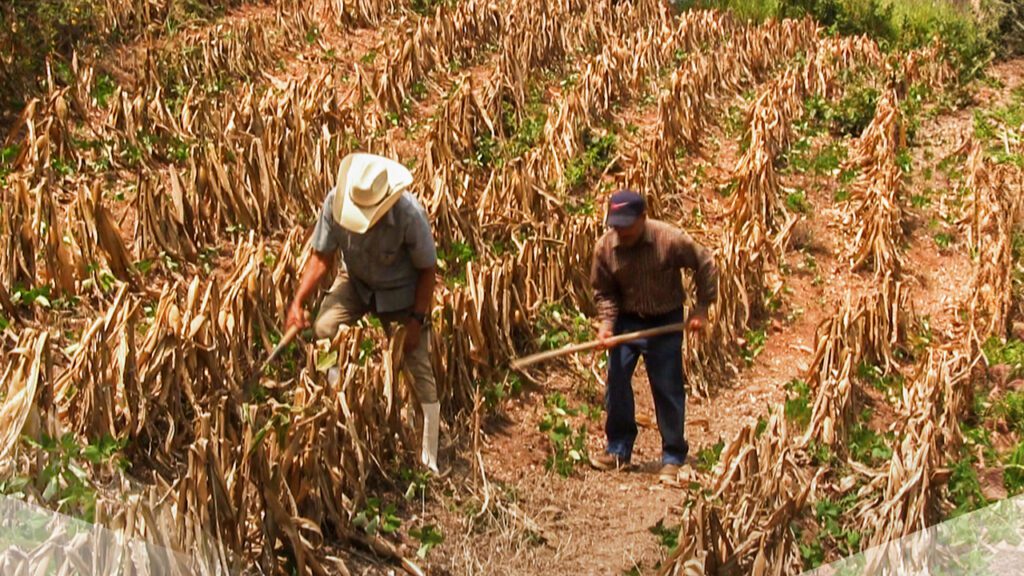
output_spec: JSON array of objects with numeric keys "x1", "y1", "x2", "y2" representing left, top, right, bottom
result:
[{"x1": 589, "y1": 190, "x2": 718, "y2": 483}]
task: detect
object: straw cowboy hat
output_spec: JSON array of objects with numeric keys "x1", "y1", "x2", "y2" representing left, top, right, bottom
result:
[{"x1": 332, "y1": 153, "x2": 414, "y2": 233}]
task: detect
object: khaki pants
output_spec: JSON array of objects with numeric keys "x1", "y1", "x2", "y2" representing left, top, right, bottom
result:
[{"x1": 314, "y1": 271, "x2": 438, "y2": 404}]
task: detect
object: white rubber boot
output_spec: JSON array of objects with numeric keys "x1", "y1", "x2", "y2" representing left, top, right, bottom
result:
[{"x1": 421, "y1": 402, "x2": 440, "y2": 473}]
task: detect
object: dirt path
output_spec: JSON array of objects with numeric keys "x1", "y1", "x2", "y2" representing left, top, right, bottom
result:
[{"x1": 415, "y1": 58, "x2": 1024, "y2": 576}]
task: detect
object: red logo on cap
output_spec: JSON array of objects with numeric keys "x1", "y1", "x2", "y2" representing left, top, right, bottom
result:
[{"x1": 611, "y1": 202, "x2": 629, "y2": 210}]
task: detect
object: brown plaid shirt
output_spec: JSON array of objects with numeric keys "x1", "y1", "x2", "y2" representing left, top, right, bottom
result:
[{"x1": 590, "y1": 219, "x2": 718, "y2": 329}]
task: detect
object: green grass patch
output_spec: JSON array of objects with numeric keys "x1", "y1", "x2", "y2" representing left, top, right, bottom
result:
[
  {"x1": 983, "y1": 337, "x2": 1024, "y2": 379},
  {"x1": 784, "y1": 378, "x2": 812, "y2": 429},
  {"x1": 786, "y1": 188, "x2": 812, "y2": 214},
  {"x1": 848, "y1": 410, "x2": 893, "y2": 466},
  {"x1": 564, "y1": 130, "x2": 616, "y2": 190}
]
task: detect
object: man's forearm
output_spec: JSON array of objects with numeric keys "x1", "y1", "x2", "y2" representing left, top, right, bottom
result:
[
  {"x1": 413, "y1": 266, "x2": 436, "y2": 316},
  {"x1": 291, "y1": 251, "x2": 332, "y2": 310},
  {"x1": 596, "y1": 296, "x2": 619, "y2": 331}
]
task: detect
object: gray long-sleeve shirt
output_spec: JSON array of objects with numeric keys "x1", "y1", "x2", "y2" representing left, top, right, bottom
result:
[{"x1": 311, "y1": 190, "x2": 437, "y2": 313}]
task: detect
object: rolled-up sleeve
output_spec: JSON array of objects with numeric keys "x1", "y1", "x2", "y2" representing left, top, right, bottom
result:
[
  {"x1": 311, "y1": 190, "x2": 342, "y2": 254},
  {"x1": 590, "y1": 239, "x2": 620, "y2": 330},
  {"x1": 671, "y1": 231, "x2": 718, "y2": 312},
  {"x1": 405, "y1": 202, "x2": 437, "y2": 269}
]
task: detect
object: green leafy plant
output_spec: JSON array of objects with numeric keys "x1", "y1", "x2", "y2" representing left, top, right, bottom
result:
[
  {"x1": 409, "y1": 524, "x2": 444, "y2": 558},
  {"x1": 352, "y1": 497, "x2": 402, "y2": 536},
  {"x1": 538, "y1": 393, "x2": 588, "y2": 477},
  {"x1": 478, "y1": 373, "x2": 523, "y2": 409},
  {"x1": 437, "y1": 240, "x2": 477, "y2": 285},
  {"x1": 784, "y1": 379, "x2": 812, "y2": 429},
  {"x1": 16, "y1": 433, "x2": 128, "y2": 523},
  {"x1": 1004, "y1": 441, "x2": 1024, "y2": 496},
  {"x1": 856, "y1": 362, "x2": 903, "y2": 398},
  {"x1": 564, "y1": 130, "x2": 616, "y2": 190},
  {"x1": 786, "y1": 189, "x2": 812, "y2": 214},
  {"x1": 834, "y1": 83, "x2": 879, "y2": 137},
  {"x1": 848, "y1": 419, "x2": 893, "y2": 466},
  {"x1": 740, "y1": 328, "x2": 767, "y2": 365},
  {"x1": 947, "y1": 456, "x2": 987, "y2": 518},
  {"x1": 983, "y1": 337, "x2": 1024, "y2": 379},
  {"x1": 995, "y1": 391, "x2": 1024, "y2": 435},
  {"x1": 695, "y1": 440, "x2": 724, "y2": 472},
  {"x1": 91, "y1": 73, "x2": 116, "y2": 107},
  {"x1": 11, "y1": 284, "x2": 53, "y2": 309},
  {"x1": 534, "y1": 303, "x2": 590, "y2": 351},
  {"x1": 648, "y1": 519, "x2": 679, "y2": 551},
  {"x1": 814, "y1": 494, "x2": 862, "y2": 556}
]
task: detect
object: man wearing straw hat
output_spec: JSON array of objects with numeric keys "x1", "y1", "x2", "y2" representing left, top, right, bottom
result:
[
  {"x1": 285, "y1": 152, "x2": 441, "y2": 472},
  {"x1": 589, "y1": 190, "x2": 717, "y2": 483}
]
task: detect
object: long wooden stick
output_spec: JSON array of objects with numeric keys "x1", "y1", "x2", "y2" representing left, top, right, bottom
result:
[
  {"x1": 259, "y1": 325, "x2": 301, "y2": 373},
  {"x1": 510, "y1": 322, "x2": 688, "y2": 370}
]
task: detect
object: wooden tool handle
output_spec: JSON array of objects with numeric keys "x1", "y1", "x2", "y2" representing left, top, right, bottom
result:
[
  {"x1": 510, "y1": 321, "x2": 688, "y2": 370},
  {"x1": 259, "y1": 325, "x2": 301, "y2": 373}
]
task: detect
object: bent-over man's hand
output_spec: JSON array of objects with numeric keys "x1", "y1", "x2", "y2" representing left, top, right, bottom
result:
[
  {"x1": 686, "y1": 309, "x2": 708, "y2": 334},
  {"x1": 595, "y1": 325, "x2": 614, "y2": 351},
  {"x1": 285, "y1": 303, "x2": 310, "y2": 333},
  {"x1": 403, "y1": 318, "x2": 422, "y2": 355}
]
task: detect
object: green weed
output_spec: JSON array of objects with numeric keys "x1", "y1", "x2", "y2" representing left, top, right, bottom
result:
[
  {"x1": 437, "y1": 241, "x2": 476, "y2": 285},
  {"x1": 740, "y1": 328, "x2": 767, "y2": 365},
  {"x1": 534, "y1": 303, "x2": 590, "y2": 351},
  {"x1": 982, "y1": 337, "x2": 1024, "y2": 379},
  {"x1": 409, "y1": 524, "x2": 444, "y2": 558},
  {"x1": 564, "y1": 130, "x2": 616, "y2": 190},
  {"x1": 786, "y1": 189, "x2": 812, "y2": 214},
  {"x1": 695, "y1": 440, "x2": 724, "y2": 472},
  {"x1": 353, "y1": 497, "x2": 402, "y2": 536},
  {"x1": 784, "y1": 378, "x2": 812, "y2": 429},
  {"x1": 538, "y1": 393, "x2": 589, "y2": 477},
  {"x1": 648, "y1": 519, "x2": 679, "y2": 551}
]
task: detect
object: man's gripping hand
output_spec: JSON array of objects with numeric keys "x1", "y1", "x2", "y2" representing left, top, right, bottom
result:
[
  {"x1": 285, "y1": 303, "x2": 310, "y2": 332},
  {"x1": 686, "y1": 308, "x2": 708, "y2": 334},
  {"x1": 595, "y1": 325, "x2": 614, "y2": 351}
]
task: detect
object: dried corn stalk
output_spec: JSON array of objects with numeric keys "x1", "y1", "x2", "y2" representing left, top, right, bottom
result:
[{"x1": 843, "y1": 89, "x2": 906, "y2": 275}]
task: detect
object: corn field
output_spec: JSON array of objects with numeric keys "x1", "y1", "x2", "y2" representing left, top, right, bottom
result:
[{"x1": 1, "y1": 0, "x2": 1022, "y2": 573}]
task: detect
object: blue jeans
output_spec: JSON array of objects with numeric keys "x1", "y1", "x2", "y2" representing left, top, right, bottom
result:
[{"x1": 605, "y1": 308, "x2": 688, "y2": 465}]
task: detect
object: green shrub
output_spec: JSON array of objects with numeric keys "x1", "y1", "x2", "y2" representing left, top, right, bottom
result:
[
  {"x1": 564, "y1": 130, "x2": 616, "y2": 190},
  {"x1": 0, "y1": 0, "x2": 104, "y2": 109},
  {"x1": 677, "y1": 0, "x2": 993, "y2": 83},
  {"x1": 983, "y1": 337, "x2": 1024, "y2": 379},
  {"x1": 538, "y1": 393, "x2": 589, "y2": 477}
]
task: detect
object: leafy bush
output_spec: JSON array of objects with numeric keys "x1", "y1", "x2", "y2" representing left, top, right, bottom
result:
[
  {"x1": 983, "y1": 337, "x2": 1024, "y2": 379},
  {"x1": 0, "y1": 0, "x2": 104, "y2": 109},
  {"x1": 564, "y1": 130, "x2": 616, "y2": 190},
  {"x1": 538, "y1": 392, "x2": 589, "y2": 477},
  {"x1": 1004, "y1": 441, "x2": 1024, "y2": 495},
  {"x1": 784, "y1": 378, "x2": 812, "y2": 429},
  {"x1": 534, "y1": 302, "x2": 590, "y2": 351},
  {"x1": 677, "y1": 0, "x2": 993, "y2": 83}
]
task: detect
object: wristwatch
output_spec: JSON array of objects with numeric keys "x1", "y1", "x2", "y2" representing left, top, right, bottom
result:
[{"x1": 410, "y1": 311, "x2": 427, "y2": 325}]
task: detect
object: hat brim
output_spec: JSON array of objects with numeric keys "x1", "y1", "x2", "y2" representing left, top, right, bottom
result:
[
  {"x1": 607, "y1": 212, "x2": 639, "y2": 228},
  {"x1": 333, "y1": 154, "x2": 414, "y2": 234}
]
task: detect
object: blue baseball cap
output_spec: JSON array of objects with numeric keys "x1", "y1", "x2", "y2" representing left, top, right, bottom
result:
[{"x1": 606, "y1": 190, "x2": 645, "y2": 228}]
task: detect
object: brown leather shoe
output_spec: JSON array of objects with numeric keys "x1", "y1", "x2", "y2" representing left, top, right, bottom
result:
[
  {"x1": 658, "y1": 463, "x2": 680, "y2": 483},
  {"x1": 589, "y1": 452, "x2": 629, "y2": 471}
]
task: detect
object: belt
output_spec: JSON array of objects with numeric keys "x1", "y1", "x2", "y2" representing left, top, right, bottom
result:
[{"x1": 628, "y1": 307, "x2": 683, "y2": 321}]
